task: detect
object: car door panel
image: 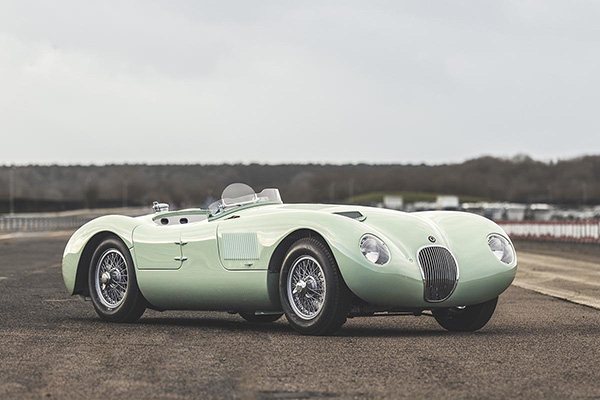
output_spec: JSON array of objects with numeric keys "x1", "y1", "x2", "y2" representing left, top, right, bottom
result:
[{"x1": 133, "y1": 224, "x2": 183, "y2": 270}]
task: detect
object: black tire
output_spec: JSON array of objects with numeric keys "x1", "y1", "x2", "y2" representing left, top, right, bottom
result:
[
  {"x1": 88, "y1": 236, "x2": 147, "y2": 323},
  {"x1": 279, "y1": 237, "x2": 352, "y2": 336},
  {"x1": 238, "y1": 312, "x2": 283, "y2": 323},
  {"x1": 432, "y1": 297, "x2": 498, "y2": 332}
]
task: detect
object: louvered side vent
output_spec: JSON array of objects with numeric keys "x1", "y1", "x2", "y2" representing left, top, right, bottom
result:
[
  {"x1": 417, "y1": 246, "x2": 458, "y2": 302},
  {"x1": 222, "y1": 233, "x2": 260, "y2": 260}
]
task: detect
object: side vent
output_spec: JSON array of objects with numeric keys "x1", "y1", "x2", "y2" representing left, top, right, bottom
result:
[
  {"x1": 221, "y1": 233, "x2": 260, "y2": 260},
  {"x1": 333, "y1": 211, "x2": 366, "y2": 221}
]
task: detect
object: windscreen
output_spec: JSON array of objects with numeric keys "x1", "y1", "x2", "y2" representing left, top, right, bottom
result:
[
  {"x1": 209, "y1": 183, "x2": 282, "y2": 215},
  {"x1": 222, "y1": 183, "x2": 256, "y2": 206}
]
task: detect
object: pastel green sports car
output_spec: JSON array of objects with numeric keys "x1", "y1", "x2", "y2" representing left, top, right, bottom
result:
[{"x1": 62, "y1": 183, "x2": 517, "y2": 335}]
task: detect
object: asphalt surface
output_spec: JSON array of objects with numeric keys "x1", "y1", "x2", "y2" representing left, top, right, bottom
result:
[{"x1": 1, "y1": 235, "x2": 600, "y2": 399}]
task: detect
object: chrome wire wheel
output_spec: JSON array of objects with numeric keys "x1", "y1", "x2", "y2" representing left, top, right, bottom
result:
[
  {"x1": 287, "y1": 255, "x2": 326, "y2": 320},
  {"x1": 95, "y1": 249, "x2": 128, "y2": 309}
]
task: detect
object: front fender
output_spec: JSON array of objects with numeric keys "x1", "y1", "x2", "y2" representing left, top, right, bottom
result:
[
  {"x1": 62, "y1": 215, "x2": 144, "y2": 295},
  {"x1": 322, "y1": 210, "x2": 517, "y2": 308}
]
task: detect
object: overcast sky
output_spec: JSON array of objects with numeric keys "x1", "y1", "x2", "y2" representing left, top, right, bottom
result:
[{"x1": 1, "y1": 1, "x2": 599, "y2": 165}]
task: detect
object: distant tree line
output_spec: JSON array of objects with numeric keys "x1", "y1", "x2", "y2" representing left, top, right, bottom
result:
[{"x1": 0, "y1": 155, "x2": 599, "y2": 213}]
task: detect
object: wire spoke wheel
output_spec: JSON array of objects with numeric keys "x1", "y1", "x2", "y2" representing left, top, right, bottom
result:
[
  {"x1": 287, "y1": 255, "x2": 326, "y2": 320},
  {"x1": 95, "y1": 249, "x2": 128, "y2": 309},
  {"x1": 279, "y1": 238, "x2": 352, "y2": 335}
]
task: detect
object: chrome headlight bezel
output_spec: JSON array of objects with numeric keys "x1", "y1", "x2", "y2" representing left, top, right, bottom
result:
[
  {"x1": 487, "y1": 234, "x2": 515, "y2": 265},
  {"x1": 359, "y1": 234, "x2": 391, "y2": 265}
]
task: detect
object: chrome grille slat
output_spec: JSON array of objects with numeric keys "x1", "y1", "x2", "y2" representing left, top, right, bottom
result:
[{"x1": 417, "y1": 246, "x2": 458, "y2": 302}]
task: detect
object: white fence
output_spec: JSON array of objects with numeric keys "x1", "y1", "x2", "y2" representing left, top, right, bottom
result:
[
  {"x1": 0, "y1": 207, "x2": 148, "y2": 233},
  {"x1": 499, "y1": 220, "x2": 600, "y2": 244},
  {"x1": 0, "y1": 215, "x2": 93, "y2": 232}
]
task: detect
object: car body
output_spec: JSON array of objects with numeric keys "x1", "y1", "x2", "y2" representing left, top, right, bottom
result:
[{"x1": 62, "y1": 184, "x2": 517, "y2": 334}]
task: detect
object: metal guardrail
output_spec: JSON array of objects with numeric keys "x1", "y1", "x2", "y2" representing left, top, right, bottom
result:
[
  {"x1": 499, "y1": 220, "x2": 600, "y2": 244},
  {"x1": 0, "y1": 215, "x2": 94, "y2": 232},
  {"x1": 0, "y1": 208, "x2": 149, "y2": 233}
]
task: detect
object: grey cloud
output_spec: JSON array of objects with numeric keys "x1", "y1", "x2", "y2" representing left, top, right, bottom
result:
[{"x1": 0, "y1": 1, "x2": 599, "y2": 165}]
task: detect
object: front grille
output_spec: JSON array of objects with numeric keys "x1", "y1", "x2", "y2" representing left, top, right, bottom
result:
[{"x1": 417, "y1": 246, "x2": 458, "y2": 302}]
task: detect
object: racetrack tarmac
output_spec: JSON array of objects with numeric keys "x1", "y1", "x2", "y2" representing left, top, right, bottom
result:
[{"x1": 1, "y1": 235, "x2": 600, "y2": 399}]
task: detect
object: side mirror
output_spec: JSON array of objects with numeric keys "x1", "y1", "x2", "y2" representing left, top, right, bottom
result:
[{"x1": 152, "y1": 201, "x2": 169, "y2": 213}]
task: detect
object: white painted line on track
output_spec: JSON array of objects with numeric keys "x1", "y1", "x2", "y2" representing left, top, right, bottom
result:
[
  {"x1": 512, "y1": 280, "x2": 600, "y2": 310},
  {"x1": 517, "y1": 253, "x2": 600, "y2": 274},
  {"x1": 518, "y1": 269, "x2": 600, "y2": 288},
  {"x1": 514, "y1": 251, "x2": 600, "y2": 310}
]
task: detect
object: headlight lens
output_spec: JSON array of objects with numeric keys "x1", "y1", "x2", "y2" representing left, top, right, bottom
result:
[
  {"x1": 360, "y1": 235, "x2": 390, "y2": 265},
  {"x1": 487, "y1": 234, "x2": 514, "y2": 264}
]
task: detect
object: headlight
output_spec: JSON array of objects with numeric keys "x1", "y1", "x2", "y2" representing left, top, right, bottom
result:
[
  {"x1": 487, "y1": 234, "x2": 514, "y2": 264},
  {"x1": 360, "y1": 234, "x2": 390, "y2": 265}
]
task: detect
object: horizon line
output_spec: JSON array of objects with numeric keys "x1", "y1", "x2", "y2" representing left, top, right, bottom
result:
[{"x1": 0, "y1": 153, "x2": 598, "y2": 168}]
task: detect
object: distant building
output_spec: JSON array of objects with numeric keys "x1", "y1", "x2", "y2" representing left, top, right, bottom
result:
[
  {"x1": 462, "y1": 201, "x2": 600, "y2": 222},
  {"x1": 436, "y1": 195, "x2": 459, "y2": 210},
  {"x1": 505, "y1": 204, "x2": 527, "y2": 221},
  {"x1": 383, "y1": 195, "x2": 404, "y2": 210},
  {"x1": 408, "y1": 201, "x2": 437, "y2": 212},
  {"x1": 462, "y1": 202, "x2": 485, "y2": 216},
  {"x1": 529, "y1": 203, "x2": 553, "y2": 221},
  {"x1": 462, "y1": 202, "x2": 527, "y2": 221},
  {"x1": 482, "y1": 203, "x2": 505, "y2": 221}
]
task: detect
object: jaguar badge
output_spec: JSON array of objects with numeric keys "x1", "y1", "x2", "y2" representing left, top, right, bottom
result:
[{"x1": 428, "y1": 236, "x2": 436, "y2": 243}]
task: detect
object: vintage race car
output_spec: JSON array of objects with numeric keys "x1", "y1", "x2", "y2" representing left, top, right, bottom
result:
[{"x1": 62, "y1": 183, "x2": 517, "y2": 335}]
